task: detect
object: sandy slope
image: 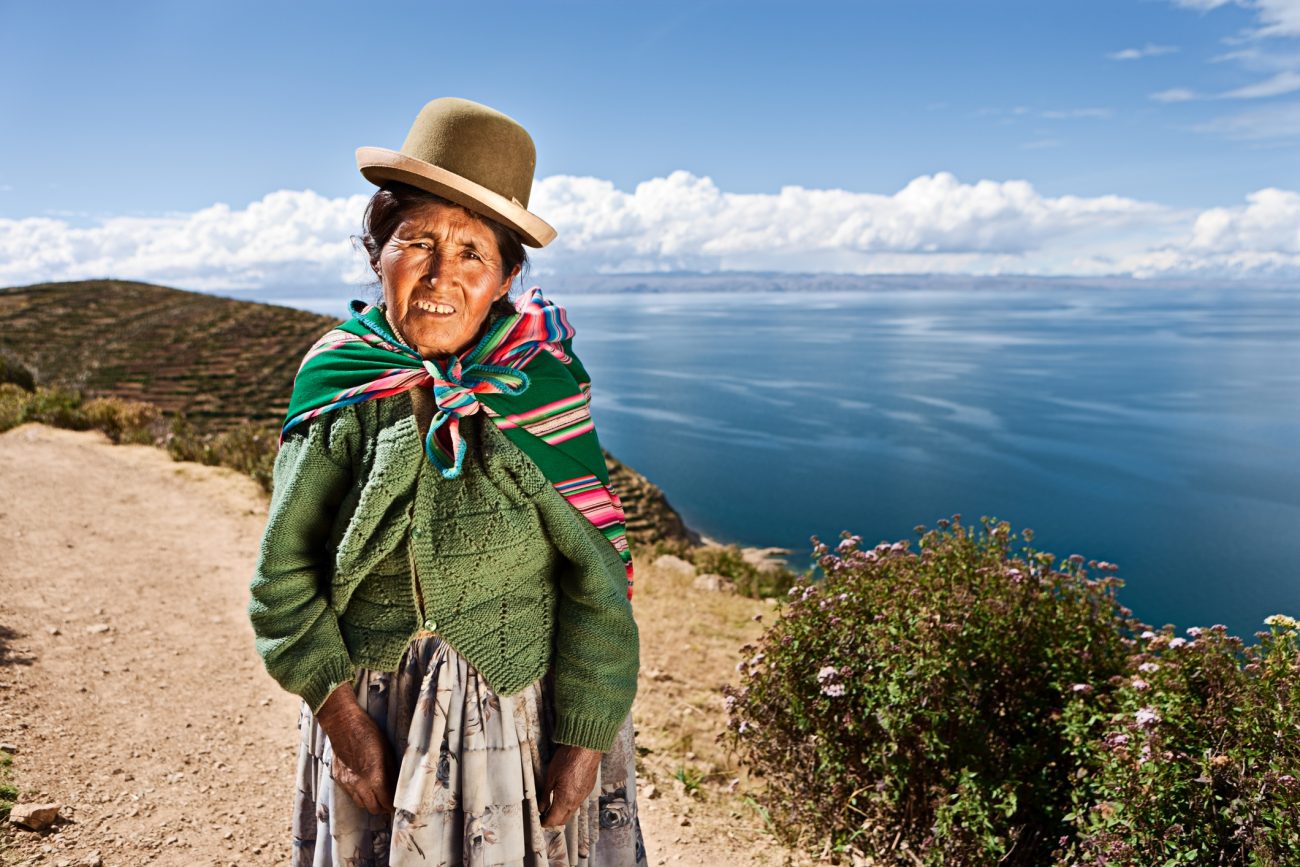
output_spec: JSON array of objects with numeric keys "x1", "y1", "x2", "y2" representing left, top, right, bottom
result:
[{"x1": 0, "y1": 423, "x2": 799, "y2": 867}]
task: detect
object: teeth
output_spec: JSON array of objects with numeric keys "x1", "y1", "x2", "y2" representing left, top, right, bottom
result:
[{"x1": 413, "y1": 300, "x2": 455, "y2": 314}]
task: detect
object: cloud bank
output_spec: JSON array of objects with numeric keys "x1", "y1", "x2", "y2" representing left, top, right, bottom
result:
[{"x1": 2, "y1": 171, "x2": 1299, "y2": 293}]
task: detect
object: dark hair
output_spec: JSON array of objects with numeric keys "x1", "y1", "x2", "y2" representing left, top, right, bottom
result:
[{"x1": 354, "y1": 181, "x2": 530, "y2": 319}]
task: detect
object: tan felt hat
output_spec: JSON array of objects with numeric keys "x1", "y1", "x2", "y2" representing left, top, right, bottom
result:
[{"x1": 356, "y1": 97, "x2": 557, "y2": 248}]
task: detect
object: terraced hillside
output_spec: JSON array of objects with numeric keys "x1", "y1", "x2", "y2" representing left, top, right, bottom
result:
[
  {"x1": 0, "y1": 279, "x2": 698, "y2": 547},
  {"x1": 0, "y1": 279, "x2": 330, "y2": 431}
]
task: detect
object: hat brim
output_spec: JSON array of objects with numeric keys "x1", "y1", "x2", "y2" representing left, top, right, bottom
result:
[{"x1": 355, "y1": 146, "x2": 557, "y2": 248}]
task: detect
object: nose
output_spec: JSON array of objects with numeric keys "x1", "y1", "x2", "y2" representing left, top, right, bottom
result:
[{"x1": 422, "y1": 250, "x2": 443, "y2": 282}]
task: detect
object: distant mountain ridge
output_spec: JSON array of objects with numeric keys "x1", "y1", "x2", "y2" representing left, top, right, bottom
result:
[{"x1": 0, "y1": 278, "x2": 698, "y2": 548}]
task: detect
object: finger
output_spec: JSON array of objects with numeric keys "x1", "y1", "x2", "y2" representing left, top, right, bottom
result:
[
  {"x1": 356, "y1": 783, "x2": 383, "y2": 815},
  {"x1": 339, "y1": 777, "x2": 373, "y2": 814},
  {"x1": 542, "y1": 791, "x2": 577, "y2": 828},
  {"x1": 537, "y1": 784, "x2": 553, "y2": 824},
  {"x1": 376, "y1": 778, "x2": 395, "y2": 814}
]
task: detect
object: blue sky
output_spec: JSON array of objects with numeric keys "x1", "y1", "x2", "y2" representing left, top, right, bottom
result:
[{"x1": 2, "y1": 0, "x2": 1299, "y2": 288}]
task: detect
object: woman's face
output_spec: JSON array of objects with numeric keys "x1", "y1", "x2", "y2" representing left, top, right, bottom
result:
[{"x1": 376, "y1": 200, "x2": 519, "y2": 361}]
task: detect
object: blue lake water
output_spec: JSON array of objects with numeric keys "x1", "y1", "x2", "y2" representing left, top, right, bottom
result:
[{"x1": 270, "y1": 283, "x2": 1300, "y2": 639}]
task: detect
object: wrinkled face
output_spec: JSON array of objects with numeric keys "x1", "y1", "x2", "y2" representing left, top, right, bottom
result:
[{"x1": 376, "y1": 200, "x2": 519, "y2": 361}]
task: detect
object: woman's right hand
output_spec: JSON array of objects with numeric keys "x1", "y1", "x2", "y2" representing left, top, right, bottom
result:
[{"x1": 314, "y1": 682, "x2": 398, "y2": 815}]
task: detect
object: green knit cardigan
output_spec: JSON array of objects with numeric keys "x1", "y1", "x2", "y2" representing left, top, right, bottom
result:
[{"x1": 246, "y1": 386, "x2": 639, "y2": 752}]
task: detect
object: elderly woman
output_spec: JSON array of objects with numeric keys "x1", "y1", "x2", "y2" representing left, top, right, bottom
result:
[{"x1": 247, "y1": 97, "x2": 646, "y2": 866}]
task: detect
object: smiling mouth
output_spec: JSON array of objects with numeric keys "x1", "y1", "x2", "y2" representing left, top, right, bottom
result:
[{"x1": 412, "y1": 299, "x2": 456, "y2": 315}]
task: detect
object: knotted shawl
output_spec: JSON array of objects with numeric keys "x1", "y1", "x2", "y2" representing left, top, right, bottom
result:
[{"x1": 281, "y1": 286, "x2": 633, "y2": 598}]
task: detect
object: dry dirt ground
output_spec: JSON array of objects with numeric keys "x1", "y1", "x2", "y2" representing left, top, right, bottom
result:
[{"x1": 0, "y1": 423, "x2": 809, "y2": 867}]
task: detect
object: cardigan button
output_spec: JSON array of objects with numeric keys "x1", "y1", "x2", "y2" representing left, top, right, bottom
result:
[
  {"x1": 423, "y1": 617, "x2": 437, "y2": 632},
  {"x1": 411, "y1": 526, "x2": 423, "y2": 539}
]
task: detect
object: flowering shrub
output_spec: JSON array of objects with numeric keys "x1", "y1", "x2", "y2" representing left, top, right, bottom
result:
[
  {"x1": 723, "y1": 516, "x2": 1141, "y2": 864},
  {"x1": 722, "y1": 516, "x2": 1300, "y2": 865},
  {"x1": 1060, "y1": 618, "x2": 1300, "y2": 864}
]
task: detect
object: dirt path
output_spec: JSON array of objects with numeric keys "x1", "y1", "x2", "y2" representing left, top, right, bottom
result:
[{"x1": 0, "y1": 423, "x2": 800, "y2": 867}]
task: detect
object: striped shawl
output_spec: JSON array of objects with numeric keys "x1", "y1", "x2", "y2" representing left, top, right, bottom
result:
[{"x1": 280, "y1": 286, "x2": 633, "y2": 597}]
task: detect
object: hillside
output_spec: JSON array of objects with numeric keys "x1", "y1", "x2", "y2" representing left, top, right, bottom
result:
[
  {"x1": 0, "y1": 279, "x2": 697, "y2": 549},
  {"x1": 0, "y1": 280, "x2": 337, "y2": 432}
]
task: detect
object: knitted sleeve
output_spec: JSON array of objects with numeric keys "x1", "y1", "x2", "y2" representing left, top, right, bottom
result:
[
  {"x1": 247, "y1": 408, "x2": 359, "y2": 714},
  {"x1": 534, "y1": 484, "x2": 640, "y2": 752}
]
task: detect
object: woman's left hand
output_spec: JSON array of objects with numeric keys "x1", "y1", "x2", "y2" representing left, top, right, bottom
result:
[{"x1": 539, "y1": 744, "x2": 602, "y2": 827}]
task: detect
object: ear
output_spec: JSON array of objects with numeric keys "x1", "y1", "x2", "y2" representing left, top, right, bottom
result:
[{"x1": 497, "y1": 264, "x2": 520, "y2": 300}]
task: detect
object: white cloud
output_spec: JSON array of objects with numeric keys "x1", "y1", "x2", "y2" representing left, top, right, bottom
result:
[
  {"x1": 1171, "y1": 0, "x2": 1300, "y2": 38},
  {"x1": 1172, "y1": 0, "x2": 1234, "y2": 10},
  {"x1": 1218, "y1": 69, "x2": 1300, "y2": 96},
  {"x1": 0, "y1": 189, "x2": 372, "y2": 292},
  {"x1": 1109, "y1": 43, "x2": 1180, "y2": 60},
  {"x1": 1151, "y1": 87, "x2": 1201, "y2": 102},
  {"x1": 527, "y1": 170, "x2": 1170, "y2": 275},
  {"x1": 1160, "y1": 1, "x2": 1300, "y2": 107},
  {"x1": 1117, "y1": 186, "x2": 1300, "y2": 276},
  {"x1": 1251, "y1": 0, "x2": 1300, "y2": 37},
  {"x1": 974, "y1": 106, "x2": 1112, "y2": 120},
  {"x1": 1, "y1": 172, "x2": 1298, "y2": 286},
  {"x1": 1192, "y1": 99, "x2": 1300, "y2": 138},
  {"x1": 1189, "y1": 187, "x2": 1300, "y2": 250},
  {"x1": 1039, "y1": 108, "x2": 1114, "y2": 119}
]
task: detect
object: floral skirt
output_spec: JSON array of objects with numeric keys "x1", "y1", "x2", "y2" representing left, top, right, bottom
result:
[{"x1": 291, "y1": 633, "x2": 648, "y2": 867}]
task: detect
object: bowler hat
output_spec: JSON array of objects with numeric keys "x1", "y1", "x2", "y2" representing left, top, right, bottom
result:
[{"x1": 356, "y1": 97, "x2": 557, "y2": 248}]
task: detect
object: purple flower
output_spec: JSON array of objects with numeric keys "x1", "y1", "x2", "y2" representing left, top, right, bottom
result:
[
  {"x1": 817, "y1": 665, "x2": 838, "y2": 683},
  {"x1": 1071, "y1": 683, "x2": 1093, "y2": 694},
  {"x1": 1135, "y1": 707, "x2": 1161, "y2": 728},
  {"x1": 821, "y1": 682, "x2": 846, "y2": 697},
  {"x1": 1186, "y1": 627, "x2": 1203, "y2": 638},
  {"x1": 1168, "y1": 637, "x2": 1187, "y2": 649},
  {"x1": 1138, "y1": 662, "x2": 1159, "y2": 673},
  {"x1": 1140, "y1": 630, "x2": 1157, "y2": 640},
  {"x1": 1131, "y1": 678, "x2": 1150, "y2": 691}
]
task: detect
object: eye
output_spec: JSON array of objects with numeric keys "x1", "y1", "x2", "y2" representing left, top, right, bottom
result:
[{"x1": 464, "y1": 250, "x2": 481, "y2": 260}]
